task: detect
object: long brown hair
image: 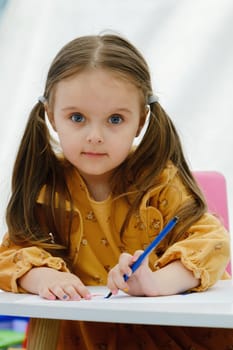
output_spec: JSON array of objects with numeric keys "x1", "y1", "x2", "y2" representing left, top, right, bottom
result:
[{"x1": 6, "y1": 34, "x2": 207, "y2": 258}]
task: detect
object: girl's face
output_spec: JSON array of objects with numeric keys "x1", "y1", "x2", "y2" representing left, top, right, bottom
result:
[{"x1": 48, "y1": 68, "x2": 146, "y2": 180}]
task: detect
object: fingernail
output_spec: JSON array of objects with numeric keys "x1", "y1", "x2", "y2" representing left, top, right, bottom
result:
[
  {"x1": 62, "y1": 294, "x2": 68, "y2": 300},
  {"x1": 85, "y1": 294, "x2": 91, "y2": 300},
  {"x1": 126, "y1": 270, "x2": 132, "y2": 277},
  {"x1": 112, "y1": 289, "x2": 118, "y2": 295},
  {"x1": 123, "y1": 287, "x2": 129, "y2": 293}
]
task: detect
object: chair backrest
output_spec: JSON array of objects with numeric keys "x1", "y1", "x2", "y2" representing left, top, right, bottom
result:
[{"x1": 193, "y1": 171, "x2": 231, "y2": 274}]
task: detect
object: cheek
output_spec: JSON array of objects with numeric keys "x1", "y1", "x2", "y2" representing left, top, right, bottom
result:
[
  {"x1": 109, "y1": 132, "x2": 135, "y2": 157},
  {"x1": 56, "y1": 129, "x2": 77, "y2": 153}
]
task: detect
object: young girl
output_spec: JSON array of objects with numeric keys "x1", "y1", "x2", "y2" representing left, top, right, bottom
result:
[{"x1": 0, "y1": 34, "x2": 231, "y2": 349}]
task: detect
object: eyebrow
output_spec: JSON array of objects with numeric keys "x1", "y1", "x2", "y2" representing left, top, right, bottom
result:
[
  {"x1": 61, "y1": 106, "x2": 132, "y2": 114},
  {"x1": 61, "y1": 106, "x2": 80, "y2": 111}
]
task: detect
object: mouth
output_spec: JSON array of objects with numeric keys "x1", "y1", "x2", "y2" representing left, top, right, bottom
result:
[{"x1": 81, "y1": 152, "x2": 107, "y2": 158}]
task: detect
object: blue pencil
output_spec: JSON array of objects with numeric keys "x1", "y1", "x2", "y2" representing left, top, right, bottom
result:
[{"x1": 105, "y1": 216, "x2": 179, "y2": 298}]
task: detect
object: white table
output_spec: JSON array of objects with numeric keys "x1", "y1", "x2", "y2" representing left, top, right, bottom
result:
[{"x1": 0, "y1": 280, "x2": 232, "y2": 349}]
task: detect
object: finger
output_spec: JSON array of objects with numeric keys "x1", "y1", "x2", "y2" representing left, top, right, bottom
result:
[
  {"x1": 63, "y1": 285, "x2": 81, "y2": 301},
  {"x1": 50, "y1": 285, "x2": 71, "y2": 300},
  {"x1": 38, "y1": 287, "x2": 57, "y2": 300},
  {"x1": 107, "y1": 273, "x2": 119, "y2": 295},
  {"x1": 132, "y1": 249, "x2": 144, "y2": 263},
  {"x1": 108, "y1": 266, "x2": 128, "y2": 291},
  {"x1": 118, "y1": 253, "x2": 134, "y2": 277},
  {"x1": 72, "y1": 282, "x2": 91, "y2": 300}
]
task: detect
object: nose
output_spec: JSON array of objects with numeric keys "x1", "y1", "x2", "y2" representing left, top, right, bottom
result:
[{"x1": 86, "y1": 127, "x2": 104, "y2": 144}]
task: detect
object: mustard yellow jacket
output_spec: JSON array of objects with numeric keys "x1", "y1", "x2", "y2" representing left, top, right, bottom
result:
[{"x1": 0, "y1": 163, "x2": 230, "y2": 293}]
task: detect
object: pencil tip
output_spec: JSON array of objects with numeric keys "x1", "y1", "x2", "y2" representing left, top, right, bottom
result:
[{"x1": 104, "y1": 292, "x2": 112, "y2": 299}]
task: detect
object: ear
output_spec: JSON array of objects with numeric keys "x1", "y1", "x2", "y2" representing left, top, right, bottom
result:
[
  {"x1": 135, "y1": 105, "x2": 149, "y2": 137},
  {"x1": 45, "y1": 106, "x2": 57, "y2": 132}
]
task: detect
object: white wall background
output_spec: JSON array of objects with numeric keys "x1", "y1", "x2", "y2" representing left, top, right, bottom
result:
[{"x1": 0, "y1": 0, "x2": 232, "y2": 246}]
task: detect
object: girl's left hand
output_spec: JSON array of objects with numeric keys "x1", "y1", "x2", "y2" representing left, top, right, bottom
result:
[{"x1": 107, "y1": 250, "x2": 159, "y2": 296}]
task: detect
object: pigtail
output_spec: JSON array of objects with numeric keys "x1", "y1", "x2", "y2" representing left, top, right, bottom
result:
[
  {"x1": 114, "y1": 101, "x2": 207, "y2": 242},
  {"x1": 5, "y1": 102, "x2": 66, "y2": 248},
  {"x1": 131, "y1": 102, "x2": 174, "y2": 186},
  {"x1": 112, "y1": 102, "x2": 178, "y2": 193}
]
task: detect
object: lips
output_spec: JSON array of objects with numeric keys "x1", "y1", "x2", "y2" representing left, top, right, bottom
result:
[{"x1": 81, "y1": 151, "x2": 107, "y2": 157}]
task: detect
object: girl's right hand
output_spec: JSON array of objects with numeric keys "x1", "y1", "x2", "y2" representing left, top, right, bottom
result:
[
  {"x1": 107, "y1": 251, "x2": 156, "y2": 296},
  {"x1": 19, "y1": 267, "x2": 91, "y2": 301}
]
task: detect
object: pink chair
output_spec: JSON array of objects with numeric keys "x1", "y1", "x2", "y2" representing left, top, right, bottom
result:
[{"x1": 193, "y1": 171, "x2": 231, "y2": 274}]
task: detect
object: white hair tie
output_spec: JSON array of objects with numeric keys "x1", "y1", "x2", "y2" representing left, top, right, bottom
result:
[
  {"x1": 148, "y1": 95, "x2": 159, "y2": 104},
  {"x1": 38, "y1": 96, "x2": 47, "y2": 104}
]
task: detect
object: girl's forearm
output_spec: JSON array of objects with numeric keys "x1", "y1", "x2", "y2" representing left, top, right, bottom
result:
[
  {"x1": 151, "y1": 260, "x2": 200, "y2": 296},
  {"x1": 18, "y1": 267, "x2": 54, "y2": 294}
]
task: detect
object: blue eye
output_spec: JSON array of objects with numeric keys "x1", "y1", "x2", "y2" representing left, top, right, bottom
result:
[
  {"x1": 70, "y1": 113, "x2": 85, "y2": 123},
  {"x1": 109, "y1": 115, "x2": 123, "y2": 124}
]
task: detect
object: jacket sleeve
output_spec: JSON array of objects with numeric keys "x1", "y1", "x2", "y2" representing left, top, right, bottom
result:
[
  {"x1": 153, "y1": 170, "x2": 231, "y2": 291},
  {"x1": 155, "y1": 213, "x2": 230, "y2": 291},
  {"x1": 0, "y1": 234, "x2": 69, "y2": 293}
]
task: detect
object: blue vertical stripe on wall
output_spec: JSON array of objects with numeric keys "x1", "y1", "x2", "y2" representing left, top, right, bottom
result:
[{"x1": 0, "y1": 0, "x2": 8, "y2": 18}]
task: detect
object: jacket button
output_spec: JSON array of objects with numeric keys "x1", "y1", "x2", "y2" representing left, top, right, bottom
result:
[{"x1": 81, "y1": 238, "x2": 88, "y2": 246}]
